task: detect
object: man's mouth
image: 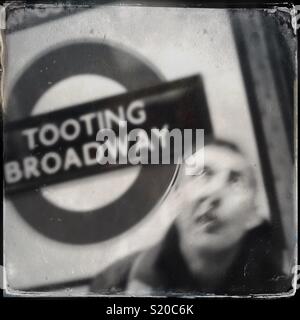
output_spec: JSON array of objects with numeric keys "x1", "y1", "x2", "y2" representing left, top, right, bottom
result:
[{"x1": 194, "y1": 206, "x2": 218, "y2": 227}]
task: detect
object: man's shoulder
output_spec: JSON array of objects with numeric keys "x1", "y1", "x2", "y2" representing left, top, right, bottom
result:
[{"x1": 90, "y1": 251, "x2": 140, "y2": 294}]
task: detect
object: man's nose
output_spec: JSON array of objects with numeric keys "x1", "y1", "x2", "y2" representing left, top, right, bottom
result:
[
  {"x1": 193, "y1": 196, "x2": 221, "y2": 223},
  {"x1": 205, "y1": 197, "x2": 221, "y2": 212},
  {"x1": 210, "y1": 198, "x2": 221, "y2": 209},
  {"x1": 195, "y1": 196, "x2": 221, "y2": 212}
]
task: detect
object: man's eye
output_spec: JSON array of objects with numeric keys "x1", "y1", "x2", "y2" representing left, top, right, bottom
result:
[
  {"x1": 228, "y1": 171, "x2": 241, "y2": 183},
  {"x1": 202, "y1": 166, "x2": 214, "y2": 178}
]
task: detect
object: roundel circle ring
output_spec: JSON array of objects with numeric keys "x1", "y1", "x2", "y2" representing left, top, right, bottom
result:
[{"x1": 7, "y1": 41, "x2": 176, "y2": 244}]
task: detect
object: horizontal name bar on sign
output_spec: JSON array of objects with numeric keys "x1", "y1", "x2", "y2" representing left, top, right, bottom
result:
[{"x1": 4, "y1": 75, "x2": 212, "y2": 195}]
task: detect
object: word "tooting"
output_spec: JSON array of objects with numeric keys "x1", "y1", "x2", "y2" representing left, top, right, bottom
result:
[{"x1": 22, "y1": 100, "x2": 146, "y2": 150}]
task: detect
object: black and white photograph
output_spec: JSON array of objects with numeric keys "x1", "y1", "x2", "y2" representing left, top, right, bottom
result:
[{"x1": 0, "y1": 1, "x2": 298, "y2": 299}]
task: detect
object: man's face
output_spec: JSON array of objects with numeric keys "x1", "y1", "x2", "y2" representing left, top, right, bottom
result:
[{"x1": 174, "y1": 144, "x2": 263, "y2": 277}]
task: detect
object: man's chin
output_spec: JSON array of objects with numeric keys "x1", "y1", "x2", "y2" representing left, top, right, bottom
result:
[{"x1": 188, "y1": 230, "x2": 241, "y2": 253}]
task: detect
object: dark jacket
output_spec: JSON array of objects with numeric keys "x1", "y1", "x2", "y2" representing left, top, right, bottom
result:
[{"x1": 90, "y1": 222, "x2": 289, "y2": 296}]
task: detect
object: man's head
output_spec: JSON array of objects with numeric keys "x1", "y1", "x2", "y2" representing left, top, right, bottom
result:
[{"x1": 172, "y1": 139, "x2": 265, "y2": 282}]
